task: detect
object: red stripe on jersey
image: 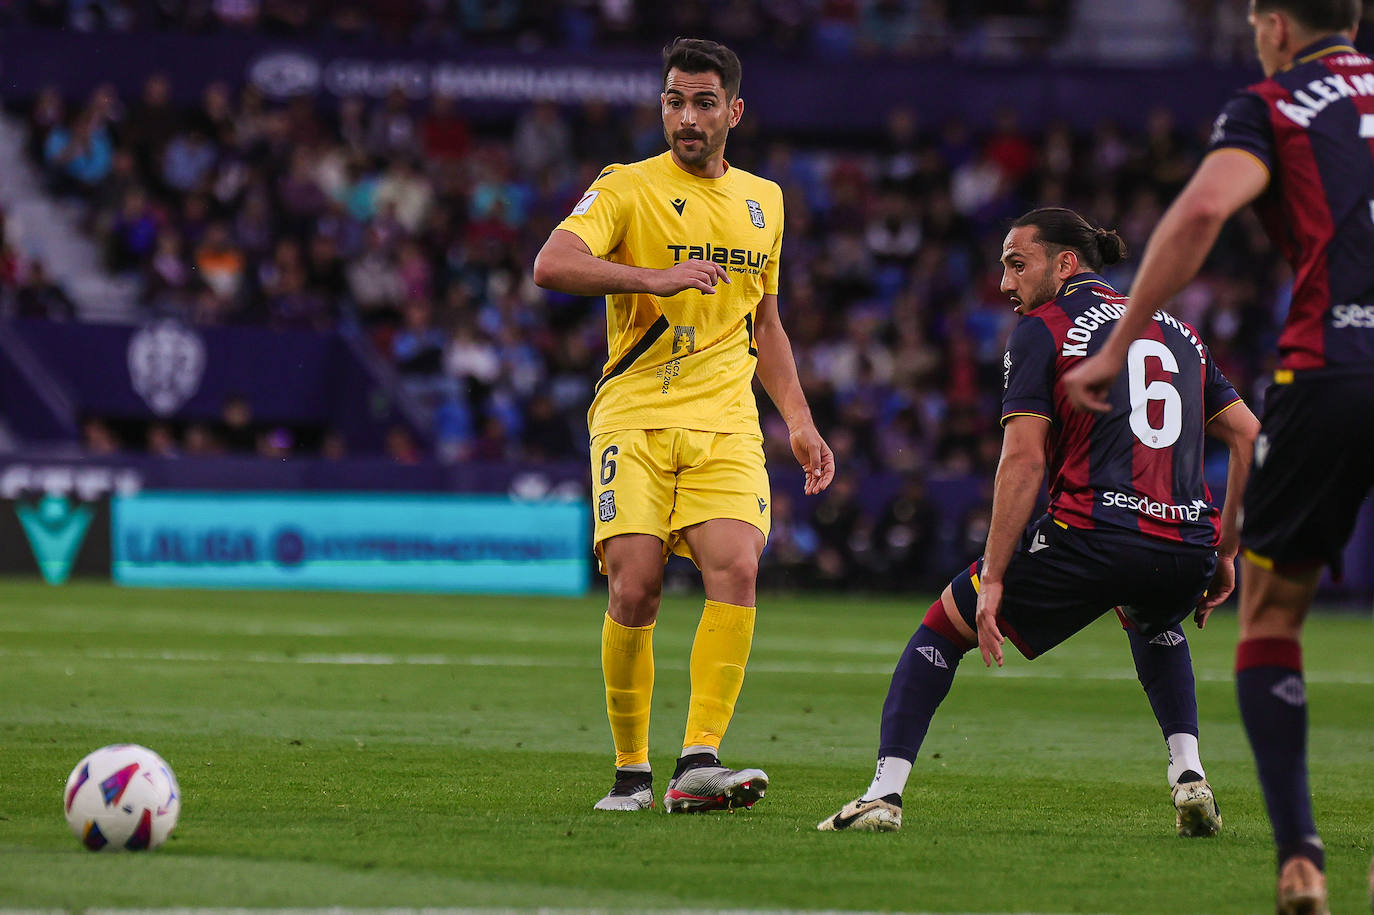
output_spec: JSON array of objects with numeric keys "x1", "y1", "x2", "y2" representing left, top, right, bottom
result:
[
  {"x1": 1258, "y1": 80, "x2": 1334, "y2": 370},
  {"x1": 1187, "y1": 322, "x2": 1223, "y2": 546},
  {"x1": 1039, "y1": 304, "x2": 1097, "y2": 529},
  {"x1": 1129, "y1": 321, "x2": 1182, "y2": 542}
]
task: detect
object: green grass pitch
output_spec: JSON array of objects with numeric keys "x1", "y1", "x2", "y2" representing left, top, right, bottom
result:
[{"x1": 0, "y1": 578, "x2": 1370, "y2": 913}]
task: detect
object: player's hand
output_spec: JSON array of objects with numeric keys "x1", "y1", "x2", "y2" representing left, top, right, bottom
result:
[
  {"x1": 652, "y1": 259, "x2": 731, "y2": 296},
  {"x1": 789, "y1": 424, "x2": 834, "y2": 495},
  {"x1": 1194, "y1": 553, "x2": 1236, "y2": 628},
  {"x1": 975, "y1": 580, "x2": 1005, "y2": 668},
  {"x1": 1061, "y1": 351, "x2": 1122, "y2": 414}
]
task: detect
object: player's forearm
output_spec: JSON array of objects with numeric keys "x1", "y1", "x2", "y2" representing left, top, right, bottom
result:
[
  {"x1": 1207, "y1": 400, "x2": 1260, "y2": 557},
  {"x1": 1216, "y1": 443, "x2": 1251, "y2": 558},
  {"x1": 980, "y1": 454, "x2": 1045, "y2": 583},
  {"x1": 532, "y1": 245, "x2": 661, "y2": 297},
  {"x1": 753, "y1": 318, "x2": 814, "y2": 431},
  {"x1": 1103, "y1": 204, "x2": 1227, "y2": 363}
]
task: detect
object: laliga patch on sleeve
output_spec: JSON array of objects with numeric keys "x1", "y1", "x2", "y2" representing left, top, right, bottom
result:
[{"x1": 571, "y1": 190, "x2": 600, "y2": 216}]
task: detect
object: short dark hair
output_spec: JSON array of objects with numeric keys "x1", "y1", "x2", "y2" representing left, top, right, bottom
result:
[
  {"x1": 662, "y1": 38, "x2": 742, "y2": 100},
  {"x1": 1253, "y1": 0, "x2": 1361, "y2": 32},
  {"x1": 1011, "y1": 207, "x2": 1127, "y2": 272}
]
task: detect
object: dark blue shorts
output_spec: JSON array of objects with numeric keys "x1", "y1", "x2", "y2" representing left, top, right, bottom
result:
[
  {"x1": 948, "y1": 515, "x2": 1216, "y2": 660},
  {"x1": 1242, "y1": 371, "x2": 1374, "y2": 579}
]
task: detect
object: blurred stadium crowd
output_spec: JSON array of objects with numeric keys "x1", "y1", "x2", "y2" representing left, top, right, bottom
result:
[
  {"x1": 0, "y1": 0, "x2": 1294, "y2": 60},
  {"x1": 7, "y1": 0, "x2": 1071, "y2": 56},
  {"x1": 0, "y1": 4, "x2": 1314, "y2": 586}
]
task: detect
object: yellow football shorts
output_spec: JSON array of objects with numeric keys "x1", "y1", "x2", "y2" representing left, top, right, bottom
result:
[{"x1": 589, "y1": 428, "x2": 771, "y2": 571}]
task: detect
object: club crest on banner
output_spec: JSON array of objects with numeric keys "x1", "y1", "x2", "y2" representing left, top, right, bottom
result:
[{"x1": 127, "y1": 320, "x2": 206, "y2": 416}]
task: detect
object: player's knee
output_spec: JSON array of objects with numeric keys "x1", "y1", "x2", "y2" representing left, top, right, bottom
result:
[
  {"x1": 704, "y1": 553, "x2": 758, "y2": 598},
  {"x1": 607, "y1": 575, "x2": 662, "y2": 626},
  {"x1": 1237, "y1": 603, "x2": 1305, "y2": 640}
]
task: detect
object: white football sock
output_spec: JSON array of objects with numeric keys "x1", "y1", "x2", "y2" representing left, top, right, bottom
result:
[
  {"x1": 1166, "y1": 732, "x2": 1204, "y2": 785},
  {"x1": 619, "y1": 762, "x2": 651, "y2": 773},
  {"x1": 681, "y1": 744, "x2": 718, "y2": 759},
  {"x1": 862, "y1": 755, "x2": 913, "y2": 801}
]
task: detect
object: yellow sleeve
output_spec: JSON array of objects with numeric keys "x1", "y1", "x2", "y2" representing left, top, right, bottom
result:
[
  {"x1": 762, "y1": 188, "x2": 783, "y2": 296},
  {"x1": 556, "y1": 165, "x2": 631, "y2": 259}
]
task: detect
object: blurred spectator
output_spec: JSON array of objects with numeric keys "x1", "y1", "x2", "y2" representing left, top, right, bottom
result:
[
  {"x1": 368, "y1": 88, "x2": 420, "y2": 158},
  {"x1": 385, "y1": 424, "x2": 422, "y2": 464},
  {"x1": 421, "y1": 96, "x2": 471, "y2": 162},
  {"x1": 257, "y1": 426, "x2": 293, "y2": 459},
  {"x1": 512, "y1": 102, "x2": 573, "y2": 180},
  {"x1": 81, "y1": 417, "x2": 120, "y2": 454},
  {"x1": 26, "y1": 86, "x2": 66, "y2": 165},
  {"x1": 521, "y1": 391, "x2": 576, "y2": 461},
  {"x1": 106, "y1": 187, "x2": 160, "y2": 271},
  {"x1": 194, "y1": 222, "x2": 246, "y2": 306},
  {"x1": 14, "y1": 262, "x2": 76, "y2": 320},
  {"x1": 218, "y1": 394, "x2": 255, "y2": 453},
  {"x1": 374, "y1": 158, "x2": 434, "y2": 235},
  {"x1": 161, "y1": 128, "x2": 217, "y2": 193},
  {"x1": 757, "y1": 489, "x2": 821, "y2": 590},
  {"x1": 126, "y1": 74, "x2": 179, "y2": 181},
  {"x1": 392, "y1": 298, "x2": 446, "y2": 375},
  {"x1": 183, "y1": 422, "x2": 223, "y2": 455},
  {"x1": 44, "y1": 109, "x2": 114, "y2": 192},
  {"x1": 146, "y1": 421, "x2": 179, "y2": 458}
]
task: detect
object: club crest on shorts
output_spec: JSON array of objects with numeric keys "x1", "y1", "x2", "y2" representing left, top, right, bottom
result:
[
  {"x1": 598, "y1": 490, "x2": 617, "y2": 522},
  {"x1": 746, "y1": 199, "x2": 765, "y2": 228}
]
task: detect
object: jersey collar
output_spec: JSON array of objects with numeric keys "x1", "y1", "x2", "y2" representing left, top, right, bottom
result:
[
  {"x1": 1284, "y1": 35, "x2": 1358, "y2": 71},
  {"x1": 661, "y1": 149, "x2": 734, "y2": 183},
  {"x1": 1056, "y1": 271, "x2": 1115, "y2": 299}
]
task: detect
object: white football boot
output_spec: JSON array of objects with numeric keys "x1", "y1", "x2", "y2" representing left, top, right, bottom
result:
[
  {"x1": 817, "y1": 794, "x2": 903, "y2": 832},
  {"x1": 663, "y1": 759, "x2": 768, "y2": 812},
  {"x1": 1171, "y1": 771, "x2": 1222, "y2": 837},
  {"x1": 592, "y1": 768, "x2": 654, "y2": 811}
]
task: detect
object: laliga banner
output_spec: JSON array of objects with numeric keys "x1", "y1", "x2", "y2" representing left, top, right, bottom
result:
[{"x1": 112, "y1": 493, "x2": 588, "y2": 595}]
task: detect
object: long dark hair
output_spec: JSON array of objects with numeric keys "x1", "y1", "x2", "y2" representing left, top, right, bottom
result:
[{"x1": 1011, "y1": 207, "x2": 1127, "y2": 272}]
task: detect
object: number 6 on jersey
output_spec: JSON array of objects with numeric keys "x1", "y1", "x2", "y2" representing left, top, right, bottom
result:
[{"x1": 1127, "y1": 338, "x2": 1182, "y2": 449}]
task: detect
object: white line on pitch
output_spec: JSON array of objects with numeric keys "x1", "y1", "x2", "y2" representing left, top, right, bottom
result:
[
  {"x1": 61, "y1": 908, "x2": 1206, "y2": 915},
  {"x1": 1, "y1": 647, "x2": 1372, "y2": 685}
]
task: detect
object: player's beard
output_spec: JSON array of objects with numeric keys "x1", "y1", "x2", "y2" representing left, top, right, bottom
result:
[
  {"x1": 1023, "y1": 272, "x2": 1060, "y2": 312},
  {"x1": 668, "y1": 126, "x2": 725, "y2": 168}
]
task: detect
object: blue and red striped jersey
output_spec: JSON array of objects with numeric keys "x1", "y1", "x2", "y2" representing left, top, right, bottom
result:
[
  {"x1": 1001, "y1": 273, "x2": 1242, "y2": 548},
  {"x1": 1207, "y1": 36, "x2": 1374, "y2": 373}
]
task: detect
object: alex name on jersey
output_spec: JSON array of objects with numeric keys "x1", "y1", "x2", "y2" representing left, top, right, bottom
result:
[
  {"x1": 1207, "y1": 36, "x2": 1374, "y2": 373},
  {"x1": 1002, "y1": 274, "x2": 1242, "y2": 548},
  {"x1": 556, "y1": 152, "x2": 785, "y2": 437}
]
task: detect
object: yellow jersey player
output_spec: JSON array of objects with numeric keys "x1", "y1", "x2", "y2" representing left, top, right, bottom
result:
[{"x1": 533, "y1": 37, "x2": 835, "y2": 813}]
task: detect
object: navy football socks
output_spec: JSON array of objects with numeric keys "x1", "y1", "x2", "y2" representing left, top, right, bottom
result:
[
  {"x1": 1236, "y1": 637, "x2": 1324, "y2": 871},
  {"x1": 1126, "y1": 623, "x2": 1199, "y2": 739},
  {"x1": 878, "y1": 624, "x2": 967, "y2": 761}
]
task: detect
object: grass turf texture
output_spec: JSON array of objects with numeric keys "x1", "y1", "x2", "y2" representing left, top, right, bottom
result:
[{"x1": 0, "y1": 579, "x2": 1370, "y2": 914}]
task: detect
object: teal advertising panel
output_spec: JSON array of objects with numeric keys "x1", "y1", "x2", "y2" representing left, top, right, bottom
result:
[{"x1": 112, "y1": 493, "x2": 588, "y2": 595}]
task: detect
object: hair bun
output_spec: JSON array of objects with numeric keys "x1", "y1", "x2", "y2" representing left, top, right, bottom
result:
[{"x1": 1093, "y1": 228, "x2": 1128, "y2": 266}]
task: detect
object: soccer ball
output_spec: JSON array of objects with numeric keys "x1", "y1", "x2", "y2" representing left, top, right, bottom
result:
[{"x1": 63, "y1": 744, "x2": 180, "y2": 851}]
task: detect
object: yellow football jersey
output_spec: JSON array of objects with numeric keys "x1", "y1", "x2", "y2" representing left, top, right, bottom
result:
[{"x1": 556, "y1": 151, "x2": 784, "y2": 436}]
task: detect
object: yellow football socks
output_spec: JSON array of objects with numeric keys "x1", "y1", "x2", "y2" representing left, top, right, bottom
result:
[
  {"x1": 682, "y1": 599, "x2": 757, "y2": 752},
  {"x1": 601, "y1": 613, "x2": 654, "y2": 768}
]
